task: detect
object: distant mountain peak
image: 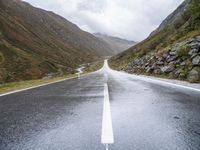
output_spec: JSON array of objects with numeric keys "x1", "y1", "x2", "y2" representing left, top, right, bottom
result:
[
  {"x1": 94, "y1": 33, "x2": 137, "y2": 54},
  {"x1": 94, "y1": 33, "x2": 135, "y2": 42}
]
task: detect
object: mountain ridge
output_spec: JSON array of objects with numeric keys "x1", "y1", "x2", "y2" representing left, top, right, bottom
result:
[
  {"x1": 94, "y1": 33, "x2": 137, "y2": 55},
  {"x1": 0, "y1": 0, "x2": 112, "y2": 82}
]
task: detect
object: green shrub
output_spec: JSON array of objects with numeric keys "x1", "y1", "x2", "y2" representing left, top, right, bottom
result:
[{"x1": 176, "y1": 45, "x2": 190, "y2": 57}]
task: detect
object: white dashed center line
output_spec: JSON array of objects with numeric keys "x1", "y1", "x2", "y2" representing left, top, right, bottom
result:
[{"x1": 101, "y1": 83, "x2": 114, "y2": 149}]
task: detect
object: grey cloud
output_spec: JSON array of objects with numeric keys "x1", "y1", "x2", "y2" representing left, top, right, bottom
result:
[
  {"x1": 78, "y1": 0, "x2": 107, "y2": 13},
  {"x1": 23, "y1": 0, "x2": 184, "y2": 41}
]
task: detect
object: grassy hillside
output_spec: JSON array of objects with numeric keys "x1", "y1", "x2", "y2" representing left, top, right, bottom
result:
[
  {"x1": 0, "y1": 0, "x2": 112, "y2": 83},
  {"x1": 109, "y1": 0, "x2": 200, "y2": 82}
]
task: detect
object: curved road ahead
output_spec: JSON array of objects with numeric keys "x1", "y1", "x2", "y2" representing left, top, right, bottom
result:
[{"x1": 0, "y1": 61, "x2": 200, "y2": 150}]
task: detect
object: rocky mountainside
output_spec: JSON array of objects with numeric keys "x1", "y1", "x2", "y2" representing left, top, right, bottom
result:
[
  {"x1": 109, "y1": 0, "x2": 200, "y2": 83},
  {"x1": 0, "y1": 0, "x2": 112, "y2": 83},
  {"x1": 124, "y1": 37, "x2": 200, "y2": 82},
  {"x1": 150, "y1": 0, "x2": 190, "y2": 36},
  {"x1": 94, "y1": 33, "x2": 136, "y2": 54}
]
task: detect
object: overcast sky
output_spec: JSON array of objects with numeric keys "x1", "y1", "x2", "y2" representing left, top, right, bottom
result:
[{"x1": 24, "y1": 0, "x2": 184, "y2": 41}]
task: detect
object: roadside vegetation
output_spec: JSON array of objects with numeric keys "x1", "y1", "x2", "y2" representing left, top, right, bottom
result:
[
  {"x1": 0, "y1": 60, "x2": 104, "y2": 94},
  {"x1": 0, "y1": 74, "x2": 76, "y2": 94},
  {"x1": 109, "y1": 0, "x2": 200, "y2": 83},
  {"x1": 83, "y1": 59, "x2": 104, "y2": 73}
]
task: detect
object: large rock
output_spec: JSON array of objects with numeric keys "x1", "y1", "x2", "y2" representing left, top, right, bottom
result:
[
  {"x1": 189, "y1": 48, "x2": 199, "y2": 55},
  {"x1": 169, "y1": 51, "x2": 176, "y2": 56},
  {"x1": 153, "y1": 68, "x2": 162, "y2": 74},
  {"x1": 187, "y1": 67, "x2": 200, "y2": 82},
  {"x1": 192, "y1": 55, "x2": 200, "y2": 65},
  {"x1": 196, "y1": 36, "x2": 200, "y2": 42},
  {"x1": 189, "y1": 42, "x2": 200, "y2": 49},
  {"x1": 146, "y1": 67, "x2": 153, "y2": 73},
  {"x1": 163, "y1": 53, "x2": 168, "y2": 59},
  {"x1": 133, "y1": 59, "x2": 140, "y2": 65},
  {"x1": 161, "y1": 63, "x2": 175, "y2": 73},
  {"x1": 180, "y1": 61, "x2": 186, "y2": 66},
  {"x1": 145, "y1": 62, "x2": 149, "y2": 67},
  {"x1": 166, "y1": 55, "x2": 178, "y2": 62},
  {"x1": 174, "y1": 68, "x2": 183, "y2": 78},
  {"x1": 126, "y1": 65, "x2": 133, "y2": 71},
  {"x1": 156, "y1": 61, "x2": 164, "y2": 65},
  {"x1": 175, "y1": 59, "x2": 181, "y2": 64}
]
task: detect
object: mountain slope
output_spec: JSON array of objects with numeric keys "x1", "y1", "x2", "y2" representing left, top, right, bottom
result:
[
  {"x1": 0, "y1": 0, "x2": 112, "y2": 82},
  {"x1": 150, "y1": 0, "x2": 190, "y2": 36},
  {"x1": 94, "y1": 33, "x2": 136, "y2": 54},
  {"x1": 109, "y1": 0, "x2": 200, "y2": 83}
]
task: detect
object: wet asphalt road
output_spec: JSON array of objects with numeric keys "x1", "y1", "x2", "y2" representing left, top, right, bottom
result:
[{"x1": 0, "y1": 61, "x2": 200, "y2": 150}]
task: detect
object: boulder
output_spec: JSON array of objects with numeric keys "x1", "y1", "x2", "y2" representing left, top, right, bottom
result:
[
  {"x1": 158, "y1": 57, "x2": 164, "y2": 61},
  {"x1": 136, "y1": 59, "x2": 141, "y2": 64},
  {"x1": 156, "y1": 61, "x2": 164, "y2": 65},
  {"x1": 189, "y1": 42, "x2": 199, "y2": 49},
  {"x1": 169, "y1": 51, "x2": 177, "y2": 56},
  {"x1": 187, "y1": 67, "x2": 200, "y2": 82},
  {"x1": 171, "y1": 48, "x2": 177, "y2": 52},
  {"x1": 126, "y1": 65, "x2": 133, "y2": 71},
  {"x1": 141, "y1": 66, "x2": 146, "y2": 70},
  {"x1": 192, "y1": 55, "x2": 200, "y2": 65},
  {"x1": 145, "y1": 63, "x2": 149, "y2": 67},
  {"x1": 174, "y1": 69, "x2": 183, "y2": 78},
  {"x1": 163, "y1": 53, "x2": 168, "y2": 59},
  {"x1": 196, "y1": 36, "x2": 200, "y2": 42},
  {"x1": 153, "y1": 68, "x2": 162, "y2": 74},
  {"x1": 180, "y1": 62, "x2": 186, "y2": 66},
  {"x1": 152, "y1": 63, "x2": 158, "y2": 69},
  {"x1": 166, "y1": 55, "x2": 178, "y2": 62},
  {"x1": 161, "y1": 64, "x2": 175, "y2": 73},
  {"x1": 146, "y1": 67, "x2": 153, "y2": 73},
  {"x1": 189, "y1": 48, "x2": 198, "y2": 56},
  {"x1": 175, "y1": 59, "x2": 181, "y2": 64}
]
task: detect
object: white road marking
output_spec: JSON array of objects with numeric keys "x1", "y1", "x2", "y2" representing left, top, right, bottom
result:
[
  {"x1": 0, "y1": 77, "x2": 74, "y2": 97},
  {"x1": 105, "y1": 61, "x2": 200, "y2": 92},
  {"x1": 0, "y1": 71, "x2": 98, "y2": 97},
  {"x1": 101, "y1": 83, "x2": 114, "y2": 146},
  {"x1": 121, "y1": 71, "x2": 200, "y2": 92},
  {"x1": 139, "y1": 76, "x2": 200, "y2": 92}
]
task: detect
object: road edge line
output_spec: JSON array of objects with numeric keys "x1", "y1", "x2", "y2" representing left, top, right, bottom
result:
[{"x1": 0, "y1": 70, "x2": 99, "y2": 97}]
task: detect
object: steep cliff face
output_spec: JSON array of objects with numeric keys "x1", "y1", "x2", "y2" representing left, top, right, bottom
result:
[
  {"x1": 109, "y1": 0, "x2": 200, "y2": 83},
  {"x1": 0, "y1": 0, "x2": 112, "y2": 82}
]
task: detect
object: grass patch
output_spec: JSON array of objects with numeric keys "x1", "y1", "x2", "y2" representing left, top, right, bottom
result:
[
  {"x1": 0, "y1": 60, "x2": 105, "y2": 94},
  {"x1": 176, "y1": 45, "x2": 190, "y2": 57},
  {"x1": 83, "y1": 60, "x2": 104, "y2": 73},
  {"x1": 0, "y1": 74, "x2": 76, "y2": 94}
]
